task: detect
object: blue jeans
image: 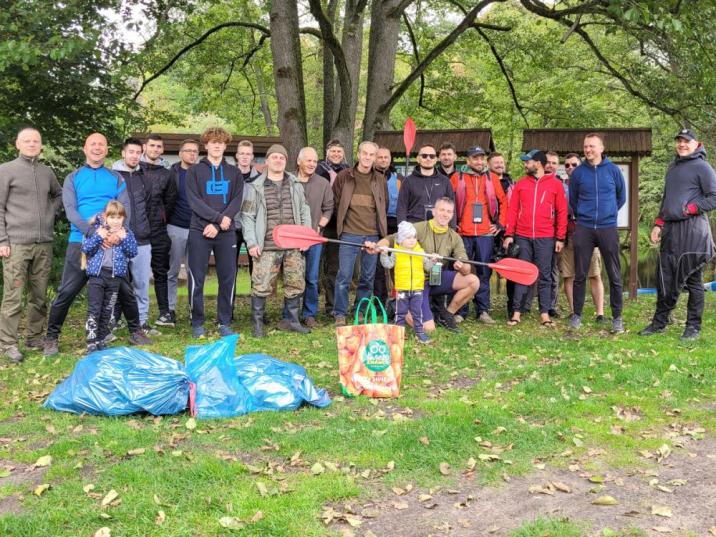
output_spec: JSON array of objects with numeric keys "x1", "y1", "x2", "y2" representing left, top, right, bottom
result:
[
  {"x1": 459, "y1": 235, "x2": 494, "y2": 317},
  {"x1": 333, "y1": 233, "x2": 379, "y2": 317},
  {"x1": 281, "y1": 243, "x2": 323, "y2": 319}
]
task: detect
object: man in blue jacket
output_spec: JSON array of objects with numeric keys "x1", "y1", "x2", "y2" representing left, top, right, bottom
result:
[
  {"x1": 568, "y1": 133, "x2": 626, "y2": 334},
  {"x1": 639, "y1": 129, "x2": 716, "y2": 340},
  {"x1": 43, "y1": 133, "x2": 150, "y2": 356}
]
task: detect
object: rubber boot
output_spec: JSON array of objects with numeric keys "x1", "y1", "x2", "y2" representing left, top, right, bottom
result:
[
  {"x1": 251, "y1": 296, "x2": 266, "y2": 338},
  {"x1": 285, "y1": 296, "x2": 311, "y2": 333}
]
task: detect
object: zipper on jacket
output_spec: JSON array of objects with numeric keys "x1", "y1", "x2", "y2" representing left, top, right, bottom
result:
[
  {"x1": 33, "y1": 161, "x2": 42, "y2": 242},
  {"x1": 594, "y1": 165, "x2": 598, "y2": 229},
  {"x1": 531, "y1": 177, "x2": 540, "y2": 239}
]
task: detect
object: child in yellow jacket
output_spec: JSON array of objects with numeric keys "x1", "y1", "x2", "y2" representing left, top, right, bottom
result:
[{"x1": 380, "y1": 221, "x2": 436, "y2": 344}]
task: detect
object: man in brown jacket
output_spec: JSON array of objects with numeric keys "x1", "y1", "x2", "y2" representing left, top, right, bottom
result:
[
  {"x1": 332, "y1": 141, "x2": 388, "y2": 325},
  {"x1": 0, "y1": 128, "x2": 63, "y2": 363}
]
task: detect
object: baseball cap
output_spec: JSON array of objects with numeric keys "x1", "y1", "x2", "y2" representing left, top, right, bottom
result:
[
  {"x1": 466, "y1": 146, "x2": 486, "y2": 157},
  {"x1": 674, "y1": 128, "x2": 696, "y2": 141},
  {"x1": 520, "y1": 149, "x2": 547, "y2": 166}
]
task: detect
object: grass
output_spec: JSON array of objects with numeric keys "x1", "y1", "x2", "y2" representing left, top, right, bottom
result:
[{"x1": 1, "y1": 272, "x2": 714, "y2": 536}]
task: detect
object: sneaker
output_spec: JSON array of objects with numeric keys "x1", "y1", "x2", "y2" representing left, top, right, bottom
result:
[
  {"x1": 568, "y1": 314, "x2": 582, "y2": 330},
  {"x1": 4, "y1": 346, "x2": 23, "y2": 364},
  {"x1": 24, "y1": 340, "x2": 43, "y2": 351},
  {"x1": 218, "y1": 325, "x2": 234, "y2": 337},
  {"x1": 102, "y1": 332, "x2": 118, "y2": 345},
  {"x1": 129, "y1": 331, "x2": 152, "y2": 346},
  {"x1": 112, "y1": 319, "x2": 126, "y2": 332},
  {"x1": 416, "y1": 332, "x2": 431, "y2": 344},
  {"x1": 277, "y1": 319, "x2": 291, "y2": 331},
  {"x1": 170, "y1": 310, "x2": 177, "y2": 324},
  {"x1": 453, "y1": 314, "x2": 465, "y2": 324},
  {"x1": 611, "y1": 317, "x2": 625, "y2": 334},
  {"x1": 548, "y1": 309, "x2": 560, "y2": 319},
  {"x1": 334, "y1": 316, "x2": 346, "y2": 327},
  {"x1": 436, "y1": 311, "x2": 461, "y2": 333},
  {"x1": 43, "y1": 338, "x2": 59, "y2": 357},
  {"x1": 86, "y1": 343, "x2": 99, "y2": 354},
  {"x1": 477, "y1": 312, "x2": 496, "y2": 325},
  {"x1": 191, "y1": 325, "x2": 205, "y2": 339},
  {"x1": 638, "y1": 323, "x2": 665, "y2": 336},
  {"x1": 304, "y1": 316, "x2": 318, "y2": 328},
  {"x1": 595, "y1": 315, "x2": 608, "y2": 325},
  {"x1": 142, "y1": 323, "x2": 161, "y2": 337},
  {"x1": 680, "y1": 326, "x2": 700, "y2": 341},
  {"x1": 155, "y1": 313, "x2": 175, "y2": 327}
]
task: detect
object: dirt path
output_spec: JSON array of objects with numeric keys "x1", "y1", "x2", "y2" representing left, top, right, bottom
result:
[{"x1": 329, "y1": 436, "x2": 716, "y2": 537}]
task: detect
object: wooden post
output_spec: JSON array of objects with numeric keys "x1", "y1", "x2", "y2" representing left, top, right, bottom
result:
[{"x1": 628, "y1": 156, "x2": 640, "y2": 299}]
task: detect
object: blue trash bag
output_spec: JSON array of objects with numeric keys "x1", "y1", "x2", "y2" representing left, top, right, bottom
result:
[
  {"x1": 235, "y1": 353, "x2": 331, "y2": 411},
  {"x1": 44, "y1": 347, "x2": 190, "y2": 416},
  {"x1": 184, "y1": 335, "x2": 254, "y2": 419}
]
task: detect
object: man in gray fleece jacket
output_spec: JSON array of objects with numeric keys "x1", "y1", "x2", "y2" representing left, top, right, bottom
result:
[{"x1": 0, "y1": 128, "x2": 62, "y2": 363}]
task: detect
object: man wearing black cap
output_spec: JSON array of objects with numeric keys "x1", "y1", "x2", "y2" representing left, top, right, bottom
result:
[
  {"x1": 450, "y1": 146, "x2": 507, "y2": 324},
  {"x1": 639, "y1": 128, "x2": 716, "y2": 340},
  {"x1": 241, "y1": 144, "x2": 313, "y2": 337},
  {"x1": 503, "y1": 150, "x2": 567, "y2": 327},
  {"x1": 568, "y1": 133, "x2": 626, "y2": 334},
  {"x1": 396, "y1": 144, "x2": 455, "y2": 225}
]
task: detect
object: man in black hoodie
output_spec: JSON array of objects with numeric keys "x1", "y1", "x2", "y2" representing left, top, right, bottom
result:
[
  {"x1": 640, "y1": 129, "x2": 716, "y2": 341},
  {"x1": 185, "y1": 127, "x2": 243, "y2": 339},
  {"x1": 316, "y1": 139, "x2": 349, "y2": 316},
  {"x1": 140, "y1": 134, "x2": 178, "y2": 330},
  {"x1": 397, "y1": 144, "x2": 455, "y2": 225}
]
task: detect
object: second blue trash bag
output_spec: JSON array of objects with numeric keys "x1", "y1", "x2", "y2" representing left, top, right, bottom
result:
[
  {"x1": 184, "y1": 334, "x2": 254, "y2": 418},
  {"x1": 44, "y1": 347, "x2": 190, "y2": 416},
  {"x1": 235, "y1": 354, "x2": 331, "y2": 411}
]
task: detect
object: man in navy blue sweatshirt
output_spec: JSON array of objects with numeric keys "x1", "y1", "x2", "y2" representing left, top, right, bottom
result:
[
  {"x1": 568, "y1": 133, "x2": 626, "y2": 334},
  {"x1": 639, "y1": 129, "x2": 716, "y2": 340},
  {"x1": 185, "y1": 127, "x2": 243, "y2": 338},
  {"x1": 166, "y1": 138, "x2": 199, "y2": 324}
]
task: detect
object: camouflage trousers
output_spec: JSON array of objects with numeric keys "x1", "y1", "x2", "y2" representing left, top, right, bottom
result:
[{"x1": 251, "y1": 249, "x2": 306, "y2": 299}]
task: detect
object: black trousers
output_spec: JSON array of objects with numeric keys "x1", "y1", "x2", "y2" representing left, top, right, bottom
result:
[
  {"x1": 232, "y1": 229, "x2": 254, "y2": 317},
  {"x1": 47, "y1": 243, "x2": 141, "y2": 339},
  {"x1": 111, "y1": 271, "x2": 144, "y2": 333},
  {"x1": 373, "y1": 216, "x2": 398, "y2": 305},
  {"x1": 653, "y1": 262, "x2": 705, "y2": 330},
  {"x1": 150, "y1": 231, "x2": 171, "y2": 315},
  {"x1": 573, "y1": 225, "x2": 622, "y2": 318},
  {"x1": 512, "y1": 236, "x2": 555, "y2": 314},
  {"x1": 86, "y1": 268, "x2": 121, "y2": 345},
  {"x1": 187, "y1": 229, "x2": 237, "y2": 328}
]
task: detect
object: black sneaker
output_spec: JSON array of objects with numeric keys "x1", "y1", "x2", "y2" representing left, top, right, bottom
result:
[
  {"x1": 680, "y1": 326, "x2": 700, "y2": 341},
  {"x1": 638, "y1": 323, "x2": 665, "y2": 336},
  {"x1": 129, "y1": 331, "x2": 152, "y2": 346},
  {"x1": 155, "y1": 313, "x2": 175, "y2": 327},
  {"x1": 436, "y1": 310, "x2": 461, "y2": 333},
  {"x1": 548, "y1": 309, "x2": 560, "y2": 319},
  {"x1": 595, "y1": 315, "x2": 608, "y2": 325}
]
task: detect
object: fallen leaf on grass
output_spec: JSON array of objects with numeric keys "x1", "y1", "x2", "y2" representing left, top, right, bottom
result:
[
  {"x1": 256, "y1": 482, "x2": 269, "y2": 497},
  {"x1": 466, "y1": 457, "x2": 477, "y2": 470},
  {"x1": 250, "y1": 511, "x2": 264, "y2": 523},
  {"x1": 185, "y1": 418, "x2": 197, "y2": 430},
  {"x1": 127, "y1": 448, "x2": 146, "y2": 456},
  {"x1": 344, "y1": 514, "x2": 363, "y2": 527},
  {"x1": 419, "y1": 436, "x2": 430, "y2": 445},
  {"x1": 392, "y1": 501, "x2": 409, "y2": 510},
  {"x1": 528, "y1": 484, "x2": 554, "y2": 495},
  {"x1": 651, "y1": 505, "x2": 673, "y2": 518},
  {"x1": 311, "y1": 462, "x2": 325, "y2": 475},
  {"x1": 552, "y1": 481, "x2": 571, "y2": 493},
  {"x1": 439, "y1": 462, "x2": 450, "y2": 475},
  {"x1": 588, "y1": 475, "x2": 605, "y2": 483},
  {"x1": 101, "y1": 489, "x2": 119, "y2": 507},
  {"x1": 34, "y1": 483, "x2": 50, "y2": 496},
  {"x1": 592, "y1": 495, "x2": 618, "y2": 506},
  {"x1": 34, "y1": 455, "x2": 52, "y2": 468},
  {"x1": 155, "y1": 511, "x2": 166, "y2": 525},
  {"x1": 93, "y1": 528, "x2": 111, "y2": 537},
  {"x1": 418, "y1": 493, "x2": 433, "y2": 502},
  {"x1": 392, "y1": 487, "x2": 406, "y2": 496},
  {"x1": 652, "y1": 527, "x2": 672, "y2": 534},
  {"x1": 0, "y1": 469, "x2": 11, "y2": 478},
  {"x1": 83, "y1": 483, "x2": 95, "y2": 493},
  {"x1": 708, "y1": 527, "x2": 716, "y2": 536},
  {"x1": 219, "y1": 516, "x2": 244, "y2": 529}
]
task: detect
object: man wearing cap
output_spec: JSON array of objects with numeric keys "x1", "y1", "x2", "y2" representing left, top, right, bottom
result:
[
  {"x1": 639, "y1": 128, "x2": 716, "y2": 340},
  {"x1": 568, "y1": 133, "x2": 626, "y2": 333},
  {"x1": 241, "y1": 143, "x2": 312, "y2": 337},
  {"x1": 503, "y1": 150, "x2": 567, "y2": 327},
  {"x1": 397, "y1": 144, "x2": 455, "y2": 225},
  {"x1": 450, "y1": 146, "x2": 507, "y2": 324}
]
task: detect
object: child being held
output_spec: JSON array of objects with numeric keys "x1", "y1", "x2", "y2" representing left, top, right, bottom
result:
[
  {"x1": 81, "y1": 200, "x2": 138, "y2": 353},
  {"x1": 380, "y1": 221, "x2": 437, "y2": 344}
]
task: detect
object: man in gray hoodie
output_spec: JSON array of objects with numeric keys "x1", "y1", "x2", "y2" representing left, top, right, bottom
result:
[{"x1": 0, "y1": 128, "x2": 62, "y2": 363}]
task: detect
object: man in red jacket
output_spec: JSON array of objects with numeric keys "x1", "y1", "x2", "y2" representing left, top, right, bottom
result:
[{"x1": 503, "y1": 150, "x2": 567, "y2": 327}]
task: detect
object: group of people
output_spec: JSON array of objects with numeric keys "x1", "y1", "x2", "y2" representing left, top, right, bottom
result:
[{"x1": 0, "y1": 126, "x2": 714, "y2": 363}]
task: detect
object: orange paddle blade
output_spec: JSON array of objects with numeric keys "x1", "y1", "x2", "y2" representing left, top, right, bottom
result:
[
  {"x1": 488, "y1": 257, "x2": 539, "y2": 286},
  {"x1": 272, "y1": 225, "x2": 327, "y2": 249}
]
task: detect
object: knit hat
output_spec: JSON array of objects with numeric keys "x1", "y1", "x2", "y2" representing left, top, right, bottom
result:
[
  {"x1": 266, "y1": 144, "x2": 288, "y2": 159},
  {"x1": 396, "y1": 221, "x2": 417, "y2": 245}
]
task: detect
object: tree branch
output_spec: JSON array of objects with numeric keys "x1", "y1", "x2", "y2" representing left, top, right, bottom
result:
[
  {"x1": 132, "y1": 21, "x2": 270, "y2": 100},
  {"x1": 402, "y1": 13, "x2": 426, "y2": 106},
  {"x1": 474, "y1": 26, "x2": 529, "y2": 127}
]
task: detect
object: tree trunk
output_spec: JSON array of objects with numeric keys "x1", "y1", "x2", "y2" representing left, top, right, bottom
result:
[
  {"x1": 322, "y1": 0, "x2": 339, "y2": 152},
  {"x1": 248, "y1": 31, "x2": 273, "y2": 134},
  {"x1": 362, "y1": 0, "x2": 406, "y2": 142},
  {"x1": 269, "y1": 0, "x2": 307, "y2": 164}
]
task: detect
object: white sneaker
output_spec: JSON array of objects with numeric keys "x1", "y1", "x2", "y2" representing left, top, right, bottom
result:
[
  {"x1": 477, "y1": 312, "x2": 496, "y2": 325},
  {"x1": 454, "y1": 314, "x2": 465, "y2": 324}
]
